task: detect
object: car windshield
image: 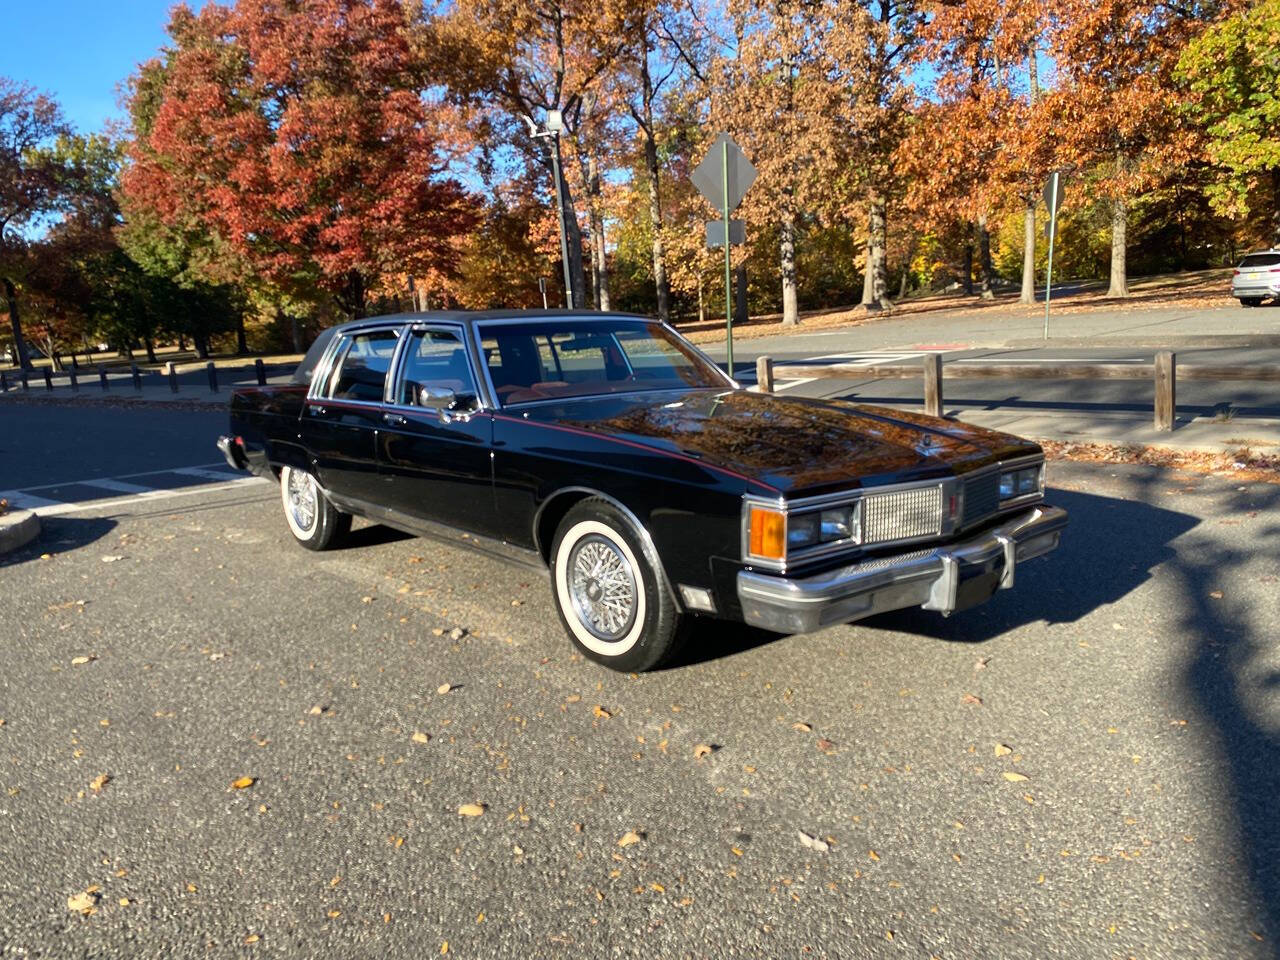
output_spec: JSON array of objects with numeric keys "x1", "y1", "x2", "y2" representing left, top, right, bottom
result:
[
  {"x1": 479, "y1": 319, "x2": 729, "y2": 406},
  {"x1": 1239, "y1": 253, "x2": 1280, "y2": 268}
]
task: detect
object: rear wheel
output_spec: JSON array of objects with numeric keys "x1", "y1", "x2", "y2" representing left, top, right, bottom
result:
[
  {"x1": 550, "y1": 498, "x2": 684, "y2": 672},
  {"x1": 280, "y1": 465, "x2": 350, "y2": 551},
  {"x1": 1240, "y1": 297, "x2": 1264, "y2": 307}
]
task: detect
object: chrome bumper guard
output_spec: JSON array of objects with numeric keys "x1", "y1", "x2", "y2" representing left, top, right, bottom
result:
[
  {"x1": 736, "y1": 505, "x2": 1068, "y2": 635},
  {"x1": 216, "y1": 435, "x2": 248, "y2": 471}
]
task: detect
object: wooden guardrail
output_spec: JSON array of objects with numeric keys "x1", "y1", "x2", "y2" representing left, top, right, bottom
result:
[{"x1": 755, "y1": 350, "x2": 1280, "y2": 432}]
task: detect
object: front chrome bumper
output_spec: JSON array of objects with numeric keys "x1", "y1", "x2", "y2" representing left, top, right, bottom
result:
[{"x1": 736, "y1": 505, "x2": 1068, "y2": 634}]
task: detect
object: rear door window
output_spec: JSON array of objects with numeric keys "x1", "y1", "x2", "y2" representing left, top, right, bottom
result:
[
  {"x1": 325, "y1": 329, "x2": 400, "y2": 402},
  {"x1": 1239, "y1": 253, "x2": 1280, "y2": 268}
]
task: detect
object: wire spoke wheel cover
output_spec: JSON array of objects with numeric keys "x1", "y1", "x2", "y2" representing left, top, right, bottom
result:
[
  {"x1": 286, "y1": 468, "x2": 318, "y2": 533},
  {"x1": 554, "y1": 518, "x2": 649, "y2": 658},
  {"x1": 568, "y1": 533, "x2": 638, "y2": 641}
]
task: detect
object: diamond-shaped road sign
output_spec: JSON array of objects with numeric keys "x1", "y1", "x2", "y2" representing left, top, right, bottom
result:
[
  {"x1": 706, "y1": 219, "x2": 745, "y2": 248},
  {"x1": 691, "y1": 133, "x2": 757, "y2": 213}
]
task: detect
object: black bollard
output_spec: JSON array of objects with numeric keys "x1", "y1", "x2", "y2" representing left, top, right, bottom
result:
[
  {"x1": 168, "y1": 363, "x2": 179, "y2": 393},
  {"x1": 99, "y1": 367, "x2": 109, "y2": 391},
  {"x1": 255, "y1": 357, "x2": 266, "y2": 386},
  {"x1": 207, "y1": 361, "x2": 218, "y2": 393},
  {"x1": 131, "y1": 363, "x2": 142, "y2": 391}
]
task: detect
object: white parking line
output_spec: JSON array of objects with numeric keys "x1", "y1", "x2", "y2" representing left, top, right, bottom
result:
[
  {"x1": 772, "y1": 351, "x2": 926, "y2": 391},
  {"x1": 81, "y1": 478, "x2": 153, "y2": 494},
  {"x1": 19, "y1": 476, "x2": 269, "y2": 517}
]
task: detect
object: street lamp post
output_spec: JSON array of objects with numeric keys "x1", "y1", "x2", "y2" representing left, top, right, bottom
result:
[{"x1": 524, "y1": 110, "x2": 574, "y2": 309}]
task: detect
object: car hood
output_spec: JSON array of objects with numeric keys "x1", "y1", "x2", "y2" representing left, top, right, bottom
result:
[{"x1": 519, "y1": 389, "x2": 1041, "y2": 496}]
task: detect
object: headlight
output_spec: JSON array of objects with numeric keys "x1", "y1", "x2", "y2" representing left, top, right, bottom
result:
[
  {"x1": 999, "y1": 464, "x2": 1044, "y2": 502},
  {"x1": 788, "y1": 512, "x2": 820, "y2": 548}
]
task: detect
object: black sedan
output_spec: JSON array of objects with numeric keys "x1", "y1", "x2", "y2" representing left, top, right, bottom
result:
[{"x1": 218, "y1": 311, "x2": 1067, "y2": 671}]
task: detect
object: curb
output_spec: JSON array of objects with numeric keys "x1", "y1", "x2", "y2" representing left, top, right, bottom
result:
[{"x1": 0, "y1": 510, "x2": 41, "y2": 555}]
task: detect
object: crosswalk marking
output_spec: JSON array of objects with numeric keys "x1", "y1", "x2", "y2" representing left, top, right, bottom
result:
[{"x1": 1, "y1": 462, "x2": 268, "y2": 518}]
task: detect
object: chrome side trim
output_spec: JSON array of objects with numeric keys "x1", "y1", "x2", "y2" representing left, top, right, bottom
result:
[{"x1": 323, "y1": 490, "x2": 545, "y2": 572}]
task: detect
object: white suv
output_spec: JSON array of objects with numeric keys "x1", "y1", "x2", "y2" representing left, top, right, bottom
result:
[{"x1": 1232, "y1": 250, "x2": 1280, "y2": 306}]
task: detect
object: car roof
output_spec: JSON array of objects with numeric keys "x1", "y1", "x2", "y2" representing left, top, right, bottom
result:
[{"x1": 326, "y1": 309, "x2": 654, "y2": 336}]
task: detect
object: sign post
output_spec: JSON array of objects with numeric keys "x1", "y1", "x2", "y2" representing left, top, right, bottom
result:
[
  {"x1": 691, "y1": 133, "x2": 756, "y2": 379},
  {"x1": 1042, "y1": 170, "x2": 1066, "y2": 340}
]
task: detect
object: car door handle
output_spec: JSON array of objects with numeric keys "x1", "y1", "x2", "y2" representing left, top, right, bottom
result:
[
  {"x1": 383, "y1": 412, "x2": 407, "y2": 426},
  {"x1": 311, "y1": 405, "x2": 326, "y2": 416}
]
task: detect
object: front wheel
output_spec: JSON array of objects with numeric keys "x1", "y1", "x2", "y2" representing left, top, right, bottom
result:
[
  {"x1": 1240, "y1": 297, "x2": 1264, "y2": 307},
  {"x1": 279, "y1": 465, "x2": 350, "y2": 551},
  {"x1": 550, "y1": 498, "x2": 685, "y2": 672}
]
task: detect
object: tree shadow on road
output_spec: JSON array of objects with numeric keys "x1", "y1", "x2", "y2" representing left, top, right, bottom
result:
[
  {"x1": 868, "y1": 486, "x2": 1198, "y2": 641},
  {"x1": 0, "y1": 514, "x2": 118, "y2": 568}
]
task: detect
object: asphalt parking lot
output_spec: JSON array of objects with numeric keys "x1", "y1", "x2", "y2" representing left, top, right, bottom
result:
[{"x1": 3, "y1": 451, "x2": 1279, "y2": 958}]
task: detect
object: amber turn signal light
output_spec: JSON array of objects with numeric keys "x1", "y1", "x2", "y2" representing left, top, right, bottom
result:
[{"x1": 748, "y1": 506, "x2": 786, "y2": 561}]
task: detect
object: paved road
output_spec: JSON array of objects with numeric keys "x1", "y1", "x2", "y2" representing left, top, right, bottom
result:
[{"x1": 2, "y1": 415, "x2": 1279, "y2": 956}]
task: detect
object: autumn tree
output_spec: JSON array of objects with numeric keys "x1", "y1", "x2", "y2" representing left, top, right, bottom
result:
[
  {"x1": 1177, "y1": 0, "x2": 1280, "y2": 246},
  {"x1": 1047, "y1": 0, "x2": 1214, "y2": 297},
  {"x1": 433, "y1": 0, "x2": 634, "y2": 309},
  {"x1": 0, "y1": 79, "x2": 76, "y2": 369},
  {"x1": 123, "y1": 0, "x2": 477, "y2": 323}
]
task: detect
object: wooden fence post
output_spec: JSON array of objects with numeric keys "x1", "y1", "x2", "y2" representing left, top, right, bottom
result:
[
  {"x1": 923, "y1": 353, "x2": 944, "y2": 417},
  {"x1": 1154, "y1": 351, "x2": 1176, "y2": 432},
  {"x1": 756, "y1": 356, "x2": 774, "y2": 394},
  {"x1": 69, "y1": 367, "x2": 78, "y2": 392},
  {"x1": 99, "y1": 366, "x2": 109, "y2": 391},
  {"x1": 255, "y1": 357, "x2": 266, "y2": 386},
  {"x1": 131, "y1": 363, "x2": 142, "y2": 391}
]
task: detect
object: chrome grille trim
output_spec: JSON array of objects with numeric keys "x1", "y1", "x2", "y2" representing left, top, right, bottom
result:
[{"x1": 862, "y1": 484, "x2": 943, "y2": 544}]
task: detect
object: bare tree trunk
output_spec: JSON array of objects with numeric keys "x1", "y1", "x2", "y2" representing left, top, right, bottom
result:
[
  {"x1": 554, "y1": 151, "x2": 588, "y2": 310},
  {"x1": 289, "y1": 314, "x2": 302, "y2": 352},
  {"x1": 636, "y1": 40, "x2": 670, "y2": 322},
  {"x1": 962, "y1": 226, "x2": 974, "y2": 295},
  {"x1": 144, "y1": 335, "x2": 158, "y2": 364},
  {"x1": 234, "y1": 313, "x2": 248, "y2": 355},
  {"x1": 1108, "y1": 196, "x2": 1128, "y2": 298},
  {"x1": 3, "y1": 277, "x2": 31, "y2": 369},
  {"x1": 898, "y1": 267, "x2": 909, "y2": 300},
  {"x1": 780, "y1": 208, "x2": 799, "y2": 326},
  {"x1": 1020, "y1": 201, "x2": 1037, "y2": 304},
  {"x1": 978, "y1": 215, "x2": 995, "y2": 300},
  {"x1": 861, "y1": 190, "x2": 892, "y2": 311},
  {"x1": 582, "y1": 153, "x2": 611, "y2": 311},
  {"x1": 734, "y1": 262, "x2": 748, "y2": 325}
]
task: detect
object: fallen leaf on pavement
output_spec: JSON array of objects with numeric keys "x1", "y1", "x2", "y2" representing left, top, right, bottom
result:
[
  {"x1": 71, "y1": 656, "x2": 96, "y2": 666},
  {"x1": 868, "y1": 850, "x2": 880, "y2": 861},
  {"x1": 361, "y1": 596, "x2": 373, "y2": 604},
  {"x1": 974, "y1": 657, "x2": 990, "y2": 671},
  {"x1": 994, "y1": 744, "x2": 1013, "y2": 757},
  {"x1": 101, "y1": 555, "x2": 125, "y2": 563},
  {"x1": 962, "y1": 693, "x2": 983, "y2": 706},
  {"x1": 457, "y1": 803, "x2": 486, "y2": 817},
  {"x1": 618, "y1": 830, "x2": 644, "y2": 847},
  {"x1": 816, "y1": 738, "x2": 836, "y2": 752},
  {"x1": 693, "y1": 743, "x2": 714, "y2": 759},
  {"x1": 798, "y1": 830, "x2": 829, "y2": 852},
  {"x1": 231, "y1": 776, "x2": 256, "y2": 790},
  {"x1": 437, "y1": 683, "x2": 453, "y2": 695},
  {"x1": 1003, "y1": 772, "x2": 1029, "y2": 782},
  {"x1": 67, "y1": 889, "x2": 101, "y2": 914},
  {"x1": 244, "y1": 934, "x2": 260, "y2": 945},
  {"x1": 412, "y1": 731, "x2": 430, "y2": 744},
  {"x1": 89, "y1": 774, "x2": 110, "y2": 793},
  {"x1": 1209, "y1": 591, "x2": 1223, "y2": 599},
  {"x1": 791, "y1": 721, "x2": 812, "y2": 732},
  {"x1": 592, "y1": 705, "x2": 612, "y2": 719}
]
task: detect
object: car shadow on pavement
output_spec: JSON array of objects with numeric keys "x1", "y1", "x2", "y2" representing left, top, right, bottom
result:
[
  {"x1": 863, "y1": 486, "x2": 1198, "y2": 641},
  {"x1": 0, "y1": 514, "x2": 118, "y2": 568}
]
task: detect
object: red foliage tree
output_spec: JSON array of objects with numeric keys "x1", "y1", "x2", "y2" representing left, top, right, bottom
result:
[{"x1": 123, "y1": 0, "x2": 478, "y2": 320}]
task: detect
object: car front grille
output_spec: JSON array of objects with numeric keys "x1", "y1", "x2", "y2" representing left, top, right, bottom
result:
[
  {"x1": 862, "y1": 485, "x2": 943, "y2": 544},
  {"x1": 962, "y1": 471, "x2": 1000, "y2": 526}
]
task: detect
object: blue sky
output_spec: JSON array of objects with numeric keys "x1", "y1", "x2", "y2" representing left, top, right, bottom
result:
[{"x1": 6, "y1": 2, "x2": 202, "y2": 134}]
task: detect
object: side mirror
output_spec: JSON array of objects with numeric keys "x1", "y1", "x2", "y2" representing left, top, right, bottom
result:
[{"x1": 417, "y1": 384, "x2": 477, "y2": 411}]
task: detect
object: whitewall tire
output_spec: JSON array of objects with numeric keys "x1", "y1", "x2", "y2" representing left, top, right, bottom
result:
[
  {"x1": 279, "y1": 465, "x2": 350, "y2": 551},
  {"x1": 549, "y1": 498, "x2": 685, "y2": 672}
]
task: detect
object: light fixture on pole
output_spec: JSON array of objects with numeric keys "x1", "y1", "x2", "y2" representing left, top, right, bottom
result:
[{"x1": 523, "y1": 110, "x2": 574, "y2": 309}]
